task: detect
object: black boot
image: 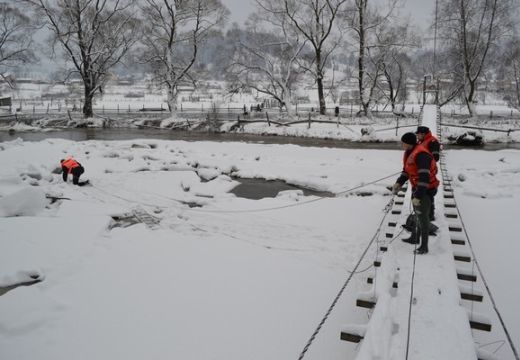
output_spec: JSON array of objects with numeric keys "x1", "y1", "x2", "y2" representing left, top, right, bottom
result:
[
  {"x1": 414, "y1": 236, "x2": 429, "y2": 254},
  {"x1": 429, "y1": 223, "x2": 438, "y2": 236},
  {"x1": 402, "y1": 233, "x2": 419, "y2": 244},
  {"x1": 414, "y1": 247, "x2": 428, "y2": 254}
]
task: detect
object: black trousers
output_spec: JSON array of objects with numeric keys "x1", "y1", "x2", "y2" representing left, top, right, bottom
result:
[
  {"x1": 428, "y1": 188, "x2": 437, "y2": 220},
  {"x1": 414, "y1": 195, "x2": 431, "y2": 250},
  {"x1": 71, "y1": 166, "x2": 85, "y2": 185}
]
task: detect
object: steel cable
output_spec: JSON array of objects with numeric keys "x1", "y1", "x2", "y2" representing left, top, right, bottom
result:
[{"x1": 296, "y1": 197, "x2": 395, "y2": 360}]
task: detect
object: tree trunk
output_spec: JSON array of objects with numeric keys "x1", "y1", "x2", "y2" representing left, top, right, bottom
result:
[
  {"x1": 167, "y1": 85, "x2": 178, "y2": 113},
  {"x1": 513, "y1": 60, "x2": 520, "y2": 109},
  {"x1": 385, "y1": 67, "x2": 396, "y2": 113},
  {"x1": 465, "y1": 80, "x2": 476, "y2": 117},
  {"x1": 317, "y1": 77, "x2": 326, "y2": 115},
  {"x1": 283, "y1": 95, "x2": 294, "y2": 118},
  {"x1": 83, "y1": 84, "x2": 94, "y2": 118},
  {"x1": 316, "y1": 50, "x2": 326, "y2": 115},
  {"x1": 358, "y1": 0, "x2": 367, "y2": 116}
]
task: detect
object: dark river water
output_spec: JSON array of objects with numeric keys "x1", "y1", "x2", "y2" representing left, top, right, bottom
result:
[
  {"x1": 1, "y1": 128, "x2": 519, "y2": 150},
  {"x1": 0, "y1": 128, "x2": 398, "y2": 149}
]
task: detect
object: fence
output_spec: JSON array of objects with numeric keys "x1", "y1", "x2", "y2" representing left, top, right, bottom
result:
[
  {"x1": 441, "y1": 108, "x2": 520, "y2": 120},
  {"x1": 439, "y1": 121, "x2": 520, "y2": 135}
]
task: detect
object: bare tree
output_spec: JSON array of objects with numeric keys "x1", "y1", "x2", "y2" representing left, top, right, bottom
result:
[
  {"x1": 377, "y1": 22, "x2": 418, "y2": 114},
  {"x1": 255, "y1": 0, "x2": 348, "y2": 115},
  {"x1": 344, "y1": 0, "x2": 403, "y2": 117},
  {"x1": 227, "y1": 3, "x2": 306, "y2": 116},
  {"x1": 139, "y1": 0, "x2": 228, "y2": 113},
  {"x1": 23, "y1": 0, "x2": 139, "y2": 118},
  {"x1": 382, "y1": 52, "x2": 409, "y2": 113},
  {"x1": 503, "y1": 37, "x2": 520, "y2": 110},
  {"x1": 438, "y1": 0, "x2": 513, "y2": 116},
  {"x1": 0, "y1": 2, "x2": 36, "y2": 88},
  {"x1": 325, "y1": 57, "x2": 351, "y2": 106}
]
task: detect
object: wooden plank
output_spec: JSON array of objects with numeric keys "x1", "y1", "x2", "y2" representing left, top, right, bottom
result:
[
  {"x1": 374, "y1": 260, "x2": 381, "y2": 267},
  {"x1": 356, "y1": 299, "x2": 376, "y2": 309},
  {"x1": 340, "y1": 332, "x2": 364, "y2": 343},
  {"x1": 380, "y1": 246, "x2": 388, "y2": 252},
  {"x1": 391, "y1": 210, "x2": 401, "y2": 214},
  {"x1": 461, "y1": 293, "x2": 483, "y2": 302},
  {"x1": 470, "y1": 321, "x2": 491, "y2": 332},
  {"x1": 457, "y1": 273, "x2": 477, "y2": 282},
  {"x1": 388, "y1": 222, "x2": 397, "y2": 227},
  {"x1": 449, "y1": 226, "x2": 462, "y2": 232},
  {"x1": 445, "y1": 203, "x2": 456, "y2": 208},
  {"x1": 445, "y1": 213, "x2": 458, "y2": 219},
  {"x1": 385, "y1": 233, "x2": 393, "y2": 238},
  {"x1": 367, "y1": 277, "x2": 398, "y2": 288},
  {"x1": 454, "y1": 255, "x2": 471, "y2": 262},
  {"x1": 451, "y1": 239, "x2": 465, "y2": 245}
]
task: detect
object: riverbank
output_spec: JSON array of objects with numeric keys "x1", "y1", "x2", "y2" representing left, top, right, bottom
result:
[{"x1": 2, "y1": 126, "x2": 520, "y2": 150}]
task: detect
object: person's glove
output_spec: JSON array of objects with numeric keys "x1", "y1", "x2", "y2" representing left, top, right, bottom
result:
[
  {"x1": 412, "y1": 197, "x2": 421, "y2": 207},
  {"x1": 391, "y1": 183, "x2": 402, "y2": 195}
]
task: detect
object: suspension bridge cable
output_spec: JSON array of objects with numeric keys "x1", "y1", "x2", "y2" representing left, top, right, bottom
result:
[
  {"x1": 455, "y1": 201, "x2": 520, "y2": 360},
  {"x1": 296, "y1": 197, "x2": 395, "y2": 360},
  {"x1": 188, "y1": 172, "x2": 401, "y2": 214},
  {"x1": 404, "y1": 210, "x2": 419, "y2": 360}
]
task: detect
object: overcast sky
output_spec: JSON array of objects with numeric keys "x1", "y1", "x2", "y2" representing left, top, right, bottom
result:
[{"x1": 221, "y1": 0, "x2": 435, "y2": 29}]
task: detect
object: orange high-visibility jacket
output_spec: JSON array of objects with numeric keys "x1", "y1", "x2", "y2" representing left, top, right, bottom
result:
[
  {"x1": 61, "y1": 158, "x2": 81, "y2": 174},
  {"x1": 420, "y1": 131, "x2": 438, "y2": 149},
  {"x1": 403, "y1": 145, "x2": 439, "y2": 189}
]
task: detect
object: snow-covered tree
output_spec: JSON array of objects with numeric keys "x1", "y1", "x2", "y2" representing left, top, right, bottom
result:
[
  {"x1": 343, "y1": 0, "x2": 406, "y2": 117},
  {"x1": 377, "y1": 22, "x2": 418, "y2": 114},
  {"x1": 138, "y1": 0, "x2": 229, "y2": 113},
  {"x1": 255, "y1": 0, "x2": 348, "y2": 115},
  {"x1": 23, "y1": 0, "x2": 139, "y2": 118},
  {"x1": 0, "y1": 2, "x2": 35, "y2": 88},
  {"x1": 437, "y1": 0, "x2": 513, "y2": 116},
  {"x1": 227, "y1": 3, "x2": 306, "y2": 116},
  {"x1": 502, "y1": 37, "x2": 520, "y2": 110}
]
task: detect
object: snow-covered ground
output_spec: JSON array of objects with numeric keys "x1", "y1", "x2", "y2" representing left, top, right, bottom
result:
[
  {"x1": 0, "y1": 134, "x2": 518, "y2": 359},
  {"x1": 447, "y1": 149, "x2": 520, "y2": 357}
]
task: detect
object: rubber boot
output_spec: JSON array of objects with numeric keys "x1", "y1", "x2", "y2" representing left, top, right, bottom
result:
[
  {"x1": 402, "y1": 231, "x2": 419, "y2": 244},
  {"x1": 415, "y1": 235, "x2": 429, "y2": 254},
  {"x1": 414, "y1": 247, "x2": 428, "y2": 255}
]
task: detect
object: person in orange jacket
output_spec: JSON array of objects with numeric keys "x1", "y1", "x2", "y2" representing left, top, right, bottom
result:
[
  {"x1": 416, "y1": 126, "x2": 441, "y2": 220},
  {"x1": 60, "y1": 157, "x2": 88, "y2": 186},
  {"x1": 392, "y1": 132, "x2": 439, "y2": 254},
  {"x1": 416, "y1": 126, "x2": 440, "y2": 161}
]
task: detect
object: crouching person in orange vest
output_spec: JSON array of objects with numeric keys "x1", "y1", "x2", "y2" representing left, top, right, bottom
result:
[
  {"x1": 60, "y1": 157, "x2": 88, "y2": 186},
  {"x1": 391, "y1": 132, "x2": 439, "y2": 254}
]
